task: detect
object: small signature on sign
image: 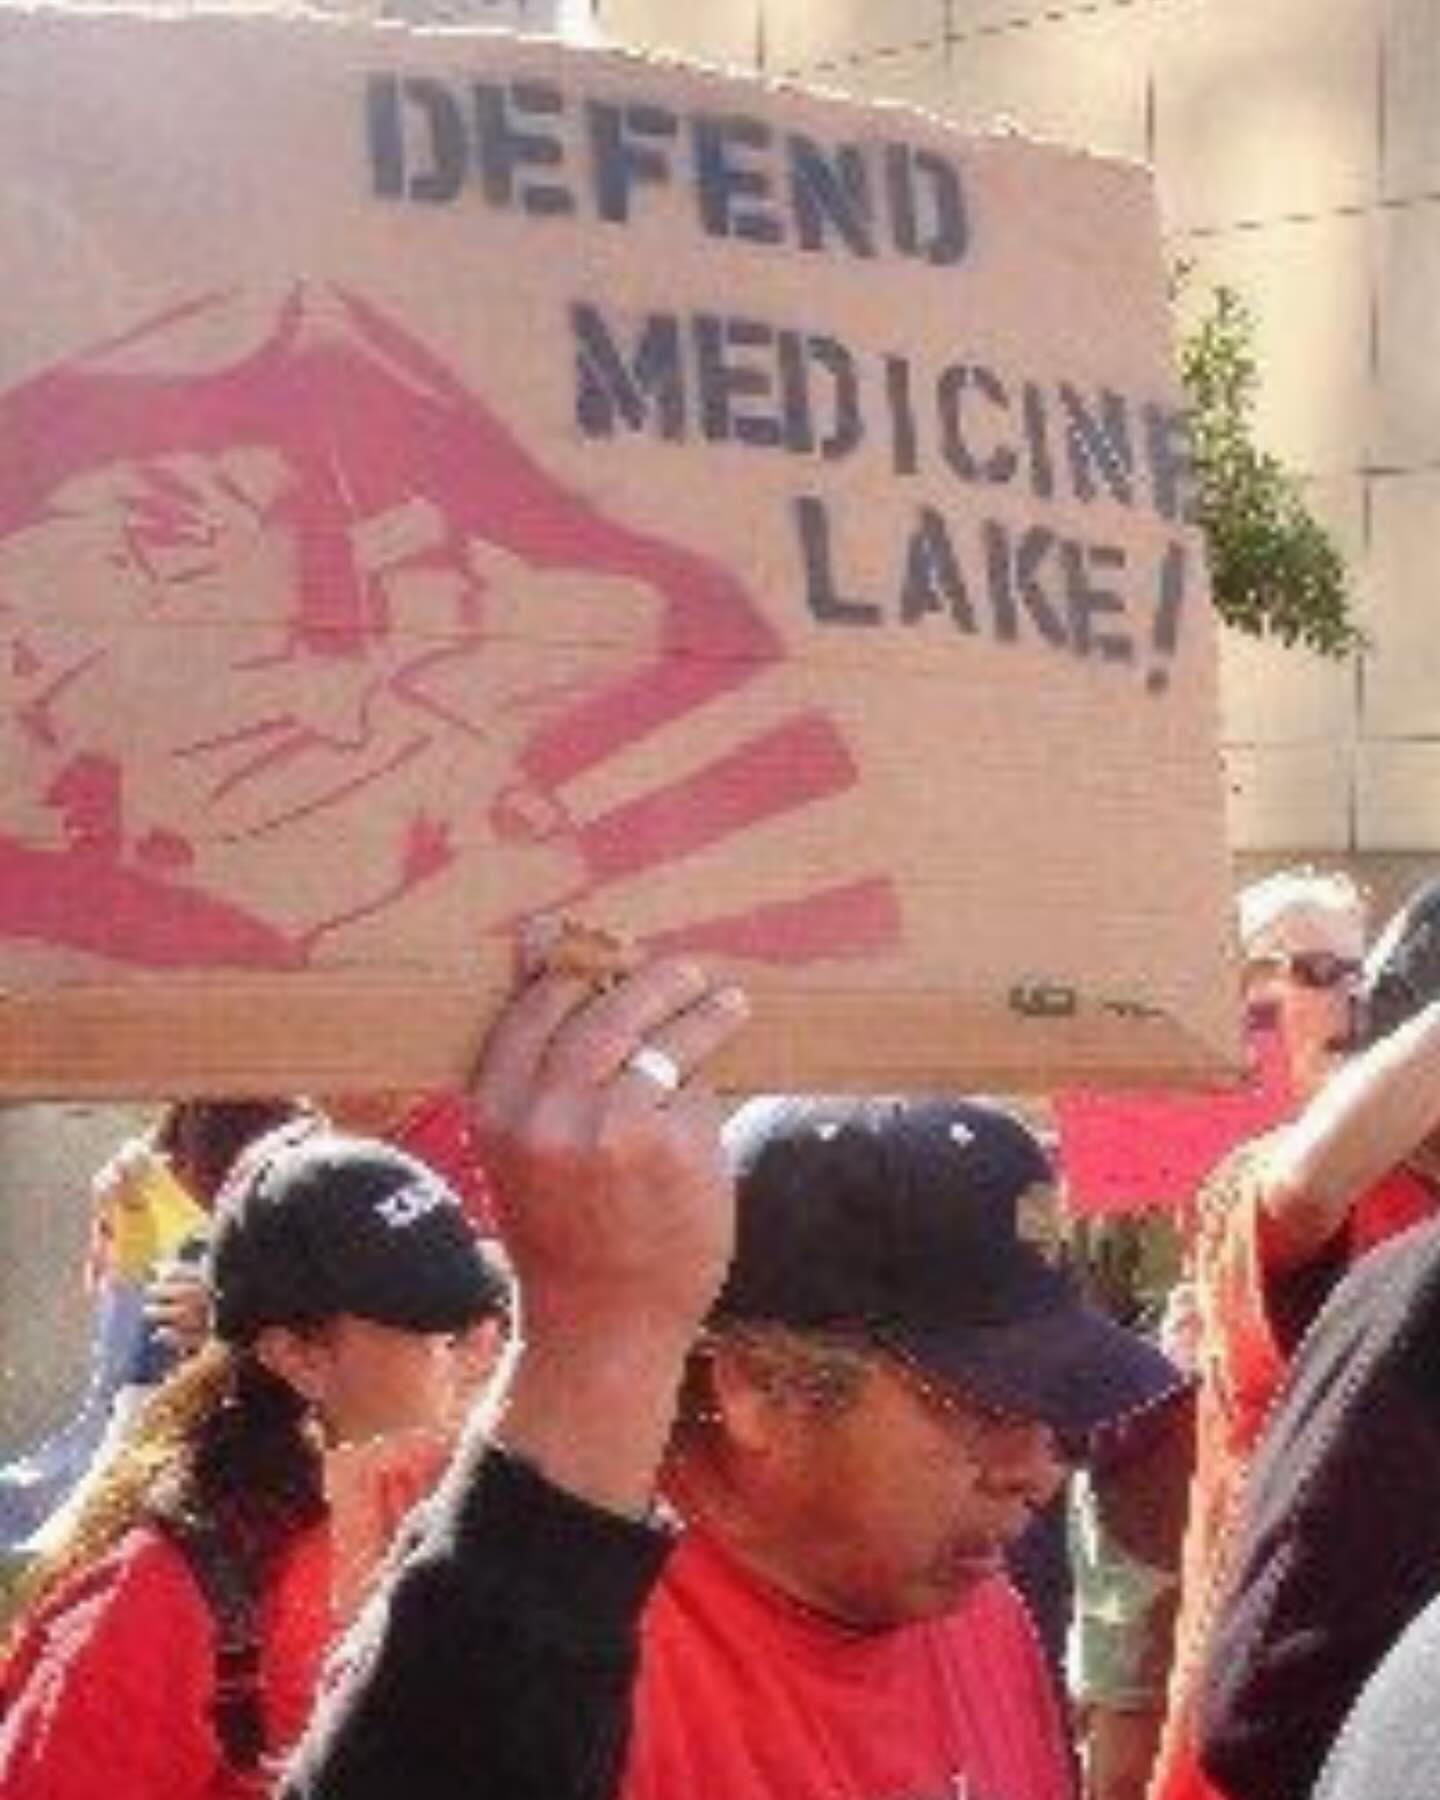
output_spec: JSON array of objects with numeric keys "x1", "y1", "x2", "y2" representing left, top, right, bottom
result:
[{"x1": 1007, "y1": 981, "x2": 1168, "y2": 1023}]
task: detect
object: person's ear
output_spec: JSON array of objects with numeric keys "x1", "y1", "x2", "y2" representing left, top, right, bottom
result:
[
  {"x1": 251, "y1": 1323, "x2": 330, "y2": 1408},
  {"x1": 706, "y1": 1344, "x2": 790, "y2": 1455}
]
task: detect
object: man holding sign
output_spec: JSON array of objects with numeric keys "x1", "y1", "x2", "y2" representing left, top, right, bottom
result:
[{"x1": 285, "y1": 951, "x2": 1180, "y2": 1800}]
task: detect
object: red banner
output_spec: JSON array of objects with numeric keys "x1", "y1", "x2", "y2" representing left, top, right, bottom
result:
[{"x1": 1055, "y1": 1021, "x2": 1292, "y2": 1216}]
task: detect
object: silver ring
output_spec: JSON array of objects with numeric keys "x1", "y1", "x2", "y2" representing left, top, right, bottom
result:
[{"x1": 624, "y1": 1045, "x2": 683, "y2": 1093}]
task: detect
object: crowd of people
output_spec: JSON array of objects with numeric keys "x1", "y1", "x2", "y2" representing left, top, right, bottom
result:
[{"x1": 0, "y1": 871, "x2": 1438, "y2": 1800}]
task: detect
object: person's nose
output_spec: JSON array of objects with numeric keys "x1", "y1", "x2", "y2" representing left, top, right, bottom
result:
[{"x1": 980, "y1": 1420, "x2": 1068, "y2": 1507}]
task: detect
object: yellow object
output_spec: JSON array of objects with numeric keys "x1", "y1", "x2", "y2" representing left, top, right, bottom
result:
[{"x1": 98, "y1": 1148, "x2": 209, "y2": 1280}]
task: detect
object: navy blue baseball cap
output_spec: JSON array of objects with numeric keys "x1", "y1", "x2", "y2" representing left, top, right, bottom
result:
[
  {"x1": 210, "y1": 1131, "x2": 507, "y2": 1344},
  {"x1": 715, "y1": 1097, "x2": 1182, "y2": 1436},
  {"x1": 1359, "y1": 877, "x2": 1440, "y2": 1048}
]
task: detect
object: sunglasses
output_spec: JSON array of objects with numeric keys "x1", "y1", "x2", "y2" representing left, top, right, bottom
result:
[{"x1": 1261, "y1": 950, "x2": 1363, "y2": 992}]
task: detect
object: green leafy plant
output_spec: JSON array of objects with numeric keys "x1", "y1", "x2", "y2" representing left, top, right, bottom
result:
[{"x1": 1179, "y1": 281, "x2": 1361, "y2": 657}]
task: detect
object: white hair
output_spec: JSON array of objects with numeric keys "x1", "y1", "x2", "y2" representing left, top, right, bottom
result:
[{"x1": 1238, "y1": 867, "x2": 1365, "y2": 957}]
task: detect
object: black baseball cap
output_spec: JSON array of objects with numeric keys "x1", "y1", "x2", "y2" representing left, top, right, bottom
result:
[
  {"x1": 1359, "y1": 877, "x2": 1440, "y2": 1048},
  {"x1": 210, "y1": 1131, "x2": 508, "y2": 1344},
  {"x1": 715, "y1": 1097, "x2": 1182, "y2": 1437}
]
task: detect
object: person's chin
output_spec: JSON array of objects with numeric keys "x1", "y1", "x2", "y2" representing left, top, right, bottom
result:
[
  {"x1": 955, "y1": 1552, "x2": 1005, "y2": 1585},
  {"x1": 844, "y1": 1548, "x2": 1008, "y2": 1626},
  {"x1": 929, "y1": 1542, "x2": 1007, "y2": 1605}
]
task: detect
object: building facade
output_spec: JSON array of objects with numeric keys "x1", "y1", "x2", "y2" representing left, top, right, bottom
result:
[{"x1": 592, "y1": 0, "x2": 1440, "y2": 885}]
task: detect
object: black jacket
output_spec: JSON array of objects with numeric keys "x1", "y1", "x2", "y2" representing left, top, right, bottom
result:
[
  {"x1": 281, "y1": 1449, "x2": 670, "y2": 1800},
  {"x1": 1197, "y1": 1217, "x2": 1440, "y2": 1800},
  {"x1": 1313, "y1": 1588, "x2": 1440, "y2": 1800}
]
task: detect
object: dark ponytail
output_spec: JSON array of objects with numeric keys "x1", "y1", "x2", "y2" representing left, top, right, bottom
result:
[{"x1": 7, "y1": 1341, "x2": 326, "y2": 1644}]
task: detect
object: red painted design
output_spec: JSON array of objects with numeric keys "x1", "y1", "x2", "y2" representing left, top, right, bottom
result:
[
  {"x1": 134, "y1": 828, "x2": 194, "y2": 873},
  {"x1": 648, "y1": 877, "x2": 903, "y2": 962},
  {"x1": 578, "y1": 713, "x2": 857, "y2": 883},
  {"x1": 0, "y1": 838, "x2": 301, "y2": 969},
  {"x1": 0, "y1": 287, "x2": 899, "y2": 971}
]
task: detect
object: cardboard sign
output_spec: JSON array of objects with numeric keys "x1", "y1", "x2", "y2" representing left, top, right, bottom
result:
[
  {"x1": 400, "y1": 1, "x2": 592, "y2": 34},
  {"x1": 0, "y1": 8, "x2": 1240, "y2": 1096}
]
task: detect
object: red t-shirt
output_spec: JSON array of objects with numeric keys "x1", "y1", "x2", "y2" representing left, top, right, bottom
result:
[
  {"x1": 626, "y1": 1526, "x2": 1072, "y2": 1800},
  {"x1": 1148, "y1": 1152, "x2": 1438, "y2": 1800},
  {"x1": 0, "y1": 1523, "x2": 331, "y2": 1800}
]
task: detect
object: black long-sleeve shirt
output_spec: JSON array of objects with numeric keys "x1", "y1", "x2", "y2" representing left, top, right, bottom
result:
[
  {"x1": 282, "y1": 1450, "x2": 671, "y2": 1800},
  {"x1": 1197, "y1": 1218, "x2": 1440, "y2": 1800}
]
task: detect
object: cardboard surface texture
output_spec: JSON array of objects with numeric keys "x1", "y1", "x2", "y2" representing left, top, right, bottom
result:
[{"x1": 0, "y1": 7, "x2": 1240, "y2": 1095}]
